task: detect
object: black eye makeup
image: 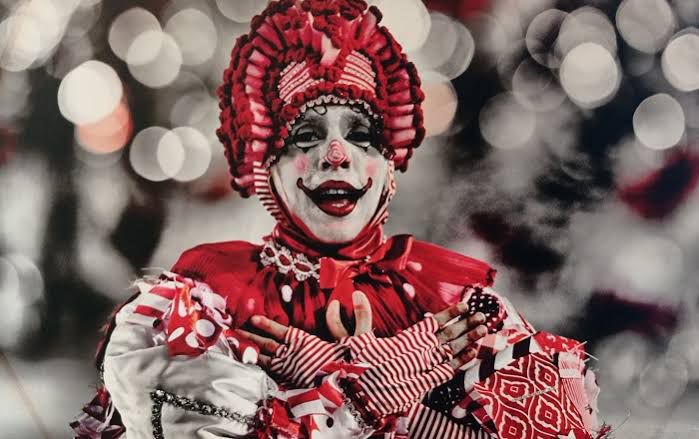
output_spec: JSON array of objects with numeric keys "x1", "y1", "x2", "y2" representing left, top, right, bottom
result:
[
  {"x1": 343, "y1": 111, "x2": 375, "y2": 150},
  {"x1": 345, "y1": 124, "x2": 373, "y2": 149},
  {"x1": 290, "y1": 122, "x2": 325, "y2": 151}
]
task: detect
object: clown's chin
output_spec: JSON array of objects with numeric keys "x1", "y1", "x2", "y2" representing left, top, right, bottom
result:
[{"x1": 297, "y1": 178, "x2": 373, "y2": 218}]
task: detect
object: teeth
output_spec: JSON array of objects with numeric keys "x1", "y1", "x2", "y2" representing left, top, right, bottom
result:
[{"x1": 325, "y1": 189, "x2": 349, "y2": 195}]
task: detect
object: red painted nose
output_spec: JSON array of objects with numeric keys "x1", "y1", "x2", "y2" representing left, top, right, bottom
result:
[{"x1": 323, "y1": 140, "x2": 350, "y2": 170}]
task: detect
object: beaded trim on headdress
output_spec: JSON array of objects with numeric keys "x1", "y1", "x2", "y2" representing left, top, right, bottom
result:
[{"x1": 217, "y1": 0, "x2": 426, "y2": 197}]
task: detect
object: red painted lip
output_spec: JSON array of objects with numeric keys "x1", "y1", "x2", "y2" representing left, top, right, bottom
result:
[{"x1": 297, "y1": 178, "x2": 373, "y2": 217}]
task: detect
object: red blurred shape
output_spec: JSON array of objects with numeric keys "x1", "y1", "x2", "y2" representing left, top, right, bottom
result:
[
  {"x1": 584, "y1": 291, "x2": 678, "y2": 338},
  {"x1": 619, "y1": 150, "x2": 699, "y2": 220},
  {"x1": 0, "y1": 127, "x2": 17, "y2": 167},
  {"x1": 190, "y1": 170, "x2": 235, "y2": 202},
  {"x1": 423, "y1": 0, "x2": 492, "y2": 21},
  {"x1": 76, "y1": 101, "x2": 133, "y2": 154}
]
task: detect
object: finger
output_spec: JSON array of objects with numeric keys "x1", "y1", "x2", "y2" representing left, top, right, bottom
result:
[
  {"x1": 352, "y1": 291, "x2": 373, "y2": 336},
  {"x1": 236, "y1": 329, "x2": 280, "y2": 355},
  {"x1": 258, "y1": 354, "x2": 271, "y2": 368},
  {"x1": 433, "y1": 302, "x2": 468, "y2": 327},
  {"x1": 251, "y1": 315, "x2": 289, "y2": 341},
  {"x1": 437, "y1": 312, "x2": 486, "y2": 343},
  {"x1": 449, "y1": 347, "x2": 479, "y2": 369},
  {"x1": 326, "y1": 300, "x2": 349, "y2": 339},
  {"x1": 448, "y1": 324, "x2": 488, "y2": 355}
]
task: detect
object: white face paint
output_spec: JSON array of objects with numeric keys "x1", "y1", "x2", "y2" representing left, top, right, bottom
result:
[{"x1": 270, "y1": 104, "x2": 389, "y2": 244}]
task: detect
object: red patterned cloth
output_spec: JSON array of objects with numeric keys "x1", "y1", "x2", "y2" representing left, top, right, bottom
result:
[
  {"x1": 120, "y1": 272, "x2": 261, "y2": 363},
  {"x1": 450, "y1": 331, "x2": 605, "y2": 439}
]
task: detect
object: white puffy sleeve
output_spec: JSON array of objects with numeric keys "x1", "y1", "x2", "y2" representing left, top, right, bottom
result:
[
  {"x1": 98, "y1": 272, "x2": 378, "y2": 439},
  {"x1": 102, "y1": 273, "x2": 274, "y2": 438}
]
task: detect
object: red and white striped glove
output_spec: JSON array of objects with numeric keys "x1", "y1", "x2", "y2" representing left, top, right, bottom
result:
[
  {"x1": 238, "y1": 318, "x2": 349, "y2": 388},
  {"x1": 341, "y1": 316, "x2": 457, "y2": 418},
  {"x1": 245, "y1": 292, "x2": 488, "y2": 429},
  {"x1": 324, "y1": 292, "x2": 489, "y2": 422}
]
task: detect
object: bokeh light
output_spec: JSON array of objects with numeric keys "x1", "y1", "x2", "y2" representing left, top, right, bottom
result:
[
  {"x1": 560, "y1": 42, "x2": 620, "y2": 108},
  {"x1": 525, "y1": 9, "x2": 567, "y2": 69},
  {"x1": 156, "y1": 130, "x2": 186, "y2": 178},
  {"x1": 129, "y1": 126, "x2": 211, "y2": 183},
  {"x1": 127, "y1": 32, "x2": 182, "y2": 88},
  {"x1": 370, "y1": 0, "x2": 431, "y2": 53},
  {"x1": 479, "y1": 92, "x2": 536, "y2": 149},
  {"x1": 169, "y1": 127, "x2": 212, "y2": 182},
  {"x1": 661, "y1": 29, "x2": 699, "y2": 92},
  {"x1": 129, "y1": 126, "x2": 171, "y2": 181},
  {"x1": 161, "y1": 0, "x2": 216, "y2": 23},
  {"x1": 58, "y1": 60, "x2": 124, "y2": 125},
  {"x1": 108, "y1": 8, "x2": 161, "y2": 63},
  {"x1": 75, "y1": 101, "x2": 133, "y2": 155},
  {"x1": 170, "y1": 91, "x2": 215, "y2": 127},
  {"x1": 439, "y1": 17, "x2": 475, "y2": 80},
  {"x1": 611, "y1": 234, "x2": 684, "y2": 297},
  {"x1": 616, "y1": 0, "x2": 676, "y2": 54},
  {"x1": 0, "y1": 14, "x2": 42, "y2": 71},
  {"x1": 421, "y1": 72, "x2": 458, "y2": 137},
  {"x1": 409, "y1": 13, "x2": 458, "y2": 73},
  {"x1": 674, "y1": 0, "x2": 699, "y2": 24},
  {"x1": 633, "y1": 93, "x2": 686, "y2": 150},
  {"x1": 164, "y1": 8, "x2": 217, "y2": 66},
  {"x1": 215, "y1": 0, "x2": 269, "y2": 23},
  {"x1": 470, "y1": 13, "x2": 510, "y2": 67},
  {"x1": 512, "y1": 58, "x2": 566, "y2": 112},
  {"x1": 556, "y1": 6, "x2": 617, "y2": 59},
  {"x1": 124, "y1": 30, "x2": 164, "y2": 66},
  {"x1": 15, "y1": 0, "x2": 69, "y2": 64}
]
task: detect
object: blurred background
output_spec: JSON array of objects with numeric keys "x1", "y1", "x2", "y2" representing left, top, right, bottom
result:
[{"x1": 0, "y1": 0, "x2": 698, "y2": 437}]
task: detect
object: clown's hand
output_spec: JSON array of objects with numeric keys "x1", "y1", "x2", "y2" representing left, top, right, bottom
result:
[
  {"x1": 239, "y1": 316, "x2": 349, "y2": 389},
  {"x1": 326, "y1": 291, "x2": 487, "y2": 370},
  {"x1": 323, "y1": 292, "x2": 488, "y2": 421}
]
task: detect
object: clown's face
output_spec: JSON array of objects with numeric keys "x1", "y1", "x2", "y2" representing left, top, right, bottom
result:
[{"x1": 270, "y1": 104, "x2": 389, "y2": 244}]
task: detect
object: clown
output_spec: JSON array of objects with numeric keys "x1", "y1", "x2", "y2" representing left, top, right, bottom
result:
[{"x1": 72, "y1": 1, "x2": 606, "y2": 438}]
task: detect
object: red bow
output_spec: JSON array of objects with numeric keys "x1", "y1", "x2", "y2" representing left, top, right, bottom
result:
[{"x1": 318, "y1": 235, "x2": 413, "y2": 291}]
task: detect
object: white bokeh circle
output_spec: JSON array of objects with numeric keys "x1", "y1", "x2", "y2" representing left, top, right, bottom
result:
[
  {"x1": 58, "y1": 60, "x2": 123, "y2": 125},
  {"x1": 560, "y1": 42, "x2": 620, "y2": 108},
  {"x1": 633, "y1": 93, "x2": 685, "y2": 150}
]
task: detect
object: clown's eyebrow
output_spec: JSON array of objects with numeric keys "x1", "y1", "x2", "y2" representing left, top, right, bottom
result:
[{"x1": 296, "y1": 111, "x2": 325, "y2": 126}]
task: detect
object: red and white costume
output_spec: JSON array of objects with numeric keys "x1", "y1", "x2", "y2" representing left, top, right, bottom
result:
[{"x1": 72, "y1": 1, "x2": 606, "y2": 438}]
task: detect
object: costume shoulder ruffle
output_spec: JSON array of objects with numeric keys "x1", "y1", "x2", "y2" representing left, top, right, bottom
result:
[
  {"x1": 405, "y1": 238, "x2": 497, "y2": 308},
  {"x1": 409, "y1": 239, "x2": 496, "y2": 285},
  {"x1": 170, "y1": 240, "x2": 262, "y2": 301}
]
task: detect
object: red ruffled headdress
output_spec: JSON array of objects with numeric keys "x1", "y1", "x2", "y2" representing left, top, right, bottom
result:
[{"x1": 217, "y1": 0, "x2": 426, "y2": 197}]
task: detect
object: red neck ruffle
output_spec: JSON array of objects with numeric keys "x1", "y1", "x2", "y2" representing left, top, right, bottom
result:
[{"x1": 171, "y1": 236, "x2": 496, "y2": 340}]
